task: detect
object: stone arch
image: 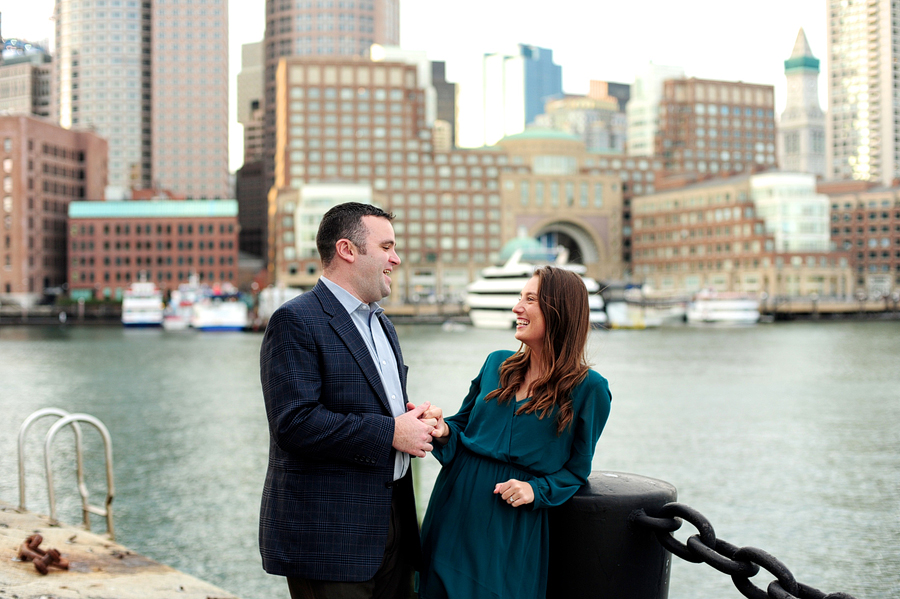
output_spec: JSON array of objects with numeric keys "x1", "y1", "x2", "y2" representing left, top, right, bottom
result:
[{"x1": 530, "y1": 219, "x2": 604, "y2": 267}]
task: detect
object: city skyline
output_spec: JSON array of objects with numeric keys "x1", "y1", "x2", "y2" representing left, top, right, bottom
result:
[{"x1": 6, "y1": 0, "x2": 827, "y2": 173}]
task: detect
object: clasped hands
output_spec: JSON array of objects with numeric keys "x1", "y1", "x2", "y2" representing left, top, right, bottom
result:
[
  {"x1": 392, "y1": 402, "x2": 448, "y2": 457},
  {"x1": 392, "y1": 404, "x2": 533, "y2": 506}
]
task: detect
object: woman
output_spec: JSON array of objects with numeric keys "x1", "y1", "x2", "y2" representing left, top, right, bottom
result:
[{"x1": 418, "y1": 266, "x2": 612, "y2": 599}]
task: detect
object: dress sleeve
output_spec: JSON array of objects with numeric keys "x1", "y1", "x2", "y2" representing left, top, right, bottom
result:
[
  {"x1": 528, "y1": 372, "x2": 612, "y2": 509},
  {"x1": 430, "y1": 355, "x2": 491, "y2": 467}
]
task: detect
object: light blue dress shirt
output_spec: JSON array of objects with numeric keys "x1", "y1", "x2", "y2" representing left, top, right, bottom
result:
[{"x1": 321, "y1": 277, "x2": 408, "y2": 480}]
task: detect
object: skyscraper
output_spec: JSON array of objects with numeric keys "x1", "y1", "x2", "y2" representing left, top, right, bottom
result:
[
  {"x1": 262, "y1": 0, "x2": 401, "y2": 186},
  {"x1": 827, "y1": 0, "x2": 900, "y2": 185},
  {"x1": 237, "y1": 41, "x2": 265, "y2": 164},
  {"x1": 482, "y1": 44, "x2": 563, "y2": 146},
  {"x1": 151, "y1": 0, "x2": 230, "y2": 199},
  {"x1": 54, "y1": 0, "x2": 230, "y2": 199},
  {"x1": 626, "y1": 62, "x2": 684, "y2": 157},
  {"x1": 432, "y1": 61, "x2": 459, "y2": 150},
  {"x1": 55, "y1": 0, "x2": 152, "y2": 196},
  {"x1": 235, "y1": 41, "x2": 266, "y2": 258},
  {"x1": 779, "y1": 28, "x2": 825, "y2": 177}
]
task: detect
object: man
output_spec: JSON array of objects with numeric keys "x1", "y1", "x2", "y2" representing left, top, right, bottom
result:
[{"x1": 259, "y1": 202, "x2": 436, "y2": 599}]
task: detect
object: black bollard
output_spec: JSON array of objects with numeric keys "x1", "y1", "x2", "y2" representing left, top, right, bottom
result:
[{"x1": 547, "y1": 471, "x2": 677, "y2": 599}]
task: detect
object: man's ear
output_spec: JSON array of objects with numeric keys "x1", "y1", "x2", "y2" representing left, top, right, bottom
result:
[{"x1": 335, "y1": 239, "x2": 356, "y2": 263}]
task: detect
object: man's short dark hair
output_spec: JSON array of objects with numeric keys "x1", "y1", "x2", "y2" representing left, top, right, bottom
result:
[{"x1": 316, "y1": 202, "x2": 394, "y2": 267}]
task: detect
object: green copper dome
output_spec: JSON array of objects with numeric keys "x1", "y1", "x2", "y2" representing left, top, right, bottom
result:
[{"x1": 498, "y1": 237, "x2": 554, "y2": 262}]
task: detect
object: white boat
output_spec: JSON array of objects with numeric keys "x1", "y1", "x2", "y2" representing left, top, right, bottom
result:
[
  {"x1": 605, "y1": 301, "x2": 664, "y2": 329},
  {"x1": 464, "y1": 248, "x2": 607, "y2": 329},
  {"x1": 686, "y1": 289, "x2": 760, "y2": 325},
  {"x1": 256, "y1": 285, "x2": 304, "y2": 327},
  {"x1": 603, "y1": 285, "x2": 689, "y2": 328},
  {"x1": 162, "y1": 274, "x2": 202, "y2": 331},
  {"x1": 190, "y1": 283, "x2": 249, "y2": 332},
  {"x1": 121, "y1": 279, "x2": 164, "y2": 328}
]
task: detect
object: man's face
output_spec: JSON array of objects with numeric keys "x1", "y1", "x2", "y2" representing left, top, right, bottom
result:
[{"x1": 352, "y1": 215, "x2": 401, "y2": 304}]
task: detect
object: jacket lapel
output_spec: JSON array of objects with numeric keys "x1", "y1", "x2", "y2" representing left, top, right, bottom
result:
[{"x1": 313, "y1": 282, "x2": 394, "y2": 415}]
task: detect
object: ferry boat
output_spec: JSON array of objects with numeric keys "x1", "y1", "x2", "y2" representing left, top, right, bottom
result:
[
  {"x1": 121, "y1": 280, "x2": 164, "y2": 328},
  {"x1": 686, "y1": 289, "x2": 760, "y2": 325},
  {"x1": 464, "y1": 248, "x2": 607, "y2": 329},
  {"x1": 190, "y1": 283, "x2": 249, "y2": 332}
]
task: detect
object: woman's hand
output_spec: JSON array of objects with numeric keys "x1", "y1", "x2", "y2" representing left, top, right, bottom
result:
[
  {"x1": 494, "y1": 479, "x2": 534, "y2": 507},
  {"x1": 420, "y1": 404, "x2": 449, "y2": 438}
]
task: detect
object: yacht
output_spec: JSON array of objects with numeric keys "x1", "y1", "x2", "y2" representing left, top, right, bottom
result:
[
  {"x1": 121, "y1": 280, "x2": 164, "y2": 328},
  {"x1": 464, "y1": 248, "x2": 607, "y2": 329},
  {"x1": 190, "y1": 283, "x2": 249, "y2": 332}
]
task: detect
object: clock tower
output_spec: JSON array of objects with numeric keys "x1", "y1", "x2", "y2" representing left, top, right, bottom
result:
[{"x1": 779, "y1": 29, "x2": 825, "y2": 177}]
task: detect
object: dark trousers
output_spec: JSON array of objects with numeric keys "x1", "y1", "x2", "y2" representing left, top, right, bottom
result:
[{"x1": 287, "y1": 473, "x2": 416, "y2": 599}]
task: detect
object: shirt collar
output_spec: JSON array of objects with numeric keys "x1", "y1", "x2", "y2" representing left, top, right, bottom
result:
[{"x1": 320, "y1": 276, "x2": 383, "y2": 317}]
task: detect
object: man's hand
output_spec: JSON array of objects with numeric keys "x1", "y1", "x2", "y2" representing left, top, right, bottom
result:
[{"x1": 393, "y1": 402, "x2": 434, "y2": 457}]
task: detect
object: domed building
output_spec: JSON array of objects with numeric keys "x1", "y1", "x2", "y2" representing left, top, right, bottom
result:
[
  {"x1": 497, "y1": 235, "x2": 554, "y2": 263},
  {"x1": 494, "y1": 128, "x2": 625, "y2": 282}
]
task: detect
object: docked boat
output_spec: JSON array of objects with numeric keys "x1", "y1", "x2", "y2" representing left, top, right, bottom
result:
[
  {"x1": 602, "y1": 284, "x2": 689, "y2": 328},
  {"x1": 121, "y1": 279, "x2": 164, "y2": 328},
  {"x1": 464, "y1": 248, "x2": 607, "y2": 329},
  {"x1": 604, "y1": 302, "x2": 664, "y2": 329},
  {"x1": 162, "y1": 274, "x2": 202, "y2": 331},
  {"x1": 255, "y1": 285, "x2": 304, "y2": 328},
  {"x1": 190, "y1": 283, "x2": 249, "y2": 332},
  {"x1": 686, "y1": 289, "x2": 760, "y2": 325}
]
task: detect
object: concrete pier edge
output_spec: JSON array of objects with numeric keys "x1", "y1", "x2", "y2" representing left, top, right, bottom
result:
[{"x1": 0, "y1": 500, "x2": 239, "y2": 599}]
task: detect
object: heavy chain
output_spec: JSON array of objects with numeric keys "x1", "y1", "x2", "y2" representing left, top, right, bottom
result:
[{"x1": 630, "y1": 503, "x2": 858, "y2": 599}]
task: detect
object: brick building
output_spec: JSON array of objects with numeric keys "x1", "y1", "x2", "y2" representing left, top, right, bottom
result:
[
  {"x1": 632, "y1": 173, "x2": 852, "y2": 297},
  {"x1": 581, "y1": 153, "x2": 664, "y2": 273},
  {"x1": 67, "y1": 200, "x2": 239, "y2": 300},
  {"x1": 268, "y1": 56, "x2": 626, "y2": 301},
  {"x1": 0, "y1": 115, "x2": 107, "y2": 306},
  {"x1": 820, "y1": 180, "x2": 900, "y2": 296},
  {"x1": 655, "y1": 78, "x2": 777, "y2": 178}
]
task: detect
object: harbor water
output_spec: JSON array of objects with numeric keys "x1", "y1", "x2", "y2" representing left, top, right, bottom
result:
[{"x1": 0, "y1": 321, "x2": 897, "y2": 599}]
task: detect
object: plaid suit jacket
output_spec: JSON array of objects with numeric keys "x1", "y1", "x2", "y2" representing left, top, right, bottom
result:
[{"x1": 258, "y1": 280, "x2": 418, "y2": 580}]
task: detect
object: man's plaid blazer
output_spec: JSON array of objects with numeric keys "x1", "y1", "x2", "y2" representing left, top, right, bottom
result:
[{"x1": 258, "y1": 280, "x2": 421, "y2": 580}]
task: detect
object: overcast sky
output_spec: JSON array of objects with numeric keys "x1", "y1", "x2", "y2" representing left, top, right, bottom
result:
[{"x1": 5, "y1": 0, "x2": 827, "y2": 171}]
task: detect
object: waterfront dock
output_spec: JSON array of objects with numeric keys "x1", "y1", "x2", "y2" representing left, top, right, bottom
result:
[
  {"x1": 0, "y1": 501, "x2": 239, "y2": 599},
  {"x1": 762, "y1": 295, "x2": 900, "y2": 319}
]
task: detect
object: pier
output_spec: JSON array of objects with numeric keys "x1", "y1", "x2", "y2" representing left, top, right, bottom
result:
[
  {"x1": 0, "y1": 500, "x2": 239, "y2": 599},
  {"x1": 761, "y1": 294, "x2": 900, "y2": 319}
]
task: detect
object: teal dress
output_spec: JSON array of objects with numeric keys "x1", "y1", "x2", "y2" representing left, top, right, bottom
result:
[{"x1": 418, "y1": 350, "x2": 612, "y2": 599}]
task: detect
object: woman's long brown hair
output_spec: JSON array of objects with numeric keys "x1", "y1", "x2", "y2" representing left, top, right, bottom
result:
[{"x1": 484, "y1": 266, "x2": 591, "y2": 434}]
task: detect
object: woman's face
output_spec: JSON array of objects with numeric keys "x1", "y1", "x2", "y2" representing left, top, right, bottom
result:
[{"x1": 513, "y1": 275, "x2": 546, "y2": 351}]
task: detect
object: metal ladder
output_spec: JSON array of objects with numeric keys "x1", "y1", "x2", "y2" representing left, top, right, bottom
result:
[{"x1": 17, "y1": 408, "x2": 116, "y2": 539}]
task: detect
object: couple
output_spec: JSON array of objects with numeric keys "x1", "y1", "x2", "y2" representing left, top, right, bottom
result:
[{"x1": 259, "y1": 202, "x2": 612, "y2": 599}]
